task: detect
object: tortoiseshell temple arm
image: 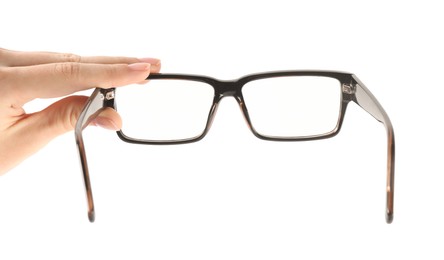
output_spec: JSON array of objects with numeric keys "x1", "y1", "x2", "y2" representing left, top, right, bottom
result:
[
  {"x1": 351, "y1": 75, "x2": 395, "y2": 224},
  {"x1": 75, "y1": 88, "x2": 115, "y2": 223}
]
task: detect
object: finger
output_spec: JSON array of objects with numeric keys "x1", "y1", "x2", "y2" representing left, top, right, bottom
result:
[
  {"x1": 0, "y1": 96, "x2": 121, "y2": 174},
  {"x1": 0, "y1": 48, "x2": 160, "y2": 67},
  {"x1": 0, "y1": 96, "x2": 86, "y2": 174},
  {"x1": 91, "y1": 107, "x2": 122, "y2": 130},
  {"x1": 29, "y1": 96, "x2": 121, "y2": 138},
  {"x1": 2, "y1": 62, "x2": 161, "y2": 106}
]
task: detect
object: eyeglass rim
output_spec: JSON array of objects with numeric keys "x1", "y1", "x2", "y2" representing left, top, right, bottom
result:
[{"x1": 116, "y1": 70, "x2": 355, "y2": 145}]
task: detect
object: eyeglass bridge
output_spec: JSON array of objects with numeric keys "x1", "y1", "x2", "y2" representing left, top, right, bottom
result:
[{"x1": 217, "y1": 81, "x2": 239, "y2": 98}]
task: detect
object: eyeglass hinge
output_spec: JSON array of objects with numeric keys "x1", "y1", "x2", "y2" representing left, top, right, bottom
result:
[
  {"x1": 342, "y1": 83, "x2": 356, "y2": 95},
  {"x1": 99, "y1": 89, "x2": 115, "y2": 100},
  {"x1": 105, "y1": 90, "x2": 115, "y2": 100}
]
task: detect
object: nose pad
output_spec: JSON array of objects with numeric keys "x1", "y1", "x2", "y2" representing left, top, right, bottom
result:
[{"x1": 205, "y1": 98, "x2": 253, "y2": 141}]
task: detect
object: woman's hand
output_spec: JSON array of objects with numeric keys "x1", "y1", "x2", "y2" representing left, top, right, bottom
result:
[{"x1": 0, "y1": 48, "x2": 160, "y2": 174}]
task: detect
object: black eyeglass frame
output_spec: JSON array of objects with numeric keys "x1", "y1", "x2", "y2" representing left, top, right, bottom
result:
[{"x1": 75, "y1": 71, "x2": 395, "y2": 224}]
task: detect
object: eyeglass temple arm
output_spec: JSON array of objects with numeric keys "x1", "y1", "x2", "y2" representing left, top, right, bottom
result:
[
  {"x1": 351, "y1": 75, "x2": 395, "y2": 224},
  {"x1": 75, "y1": 127, "x2": 95, "y2": 222},
  {"x1": 75, "y1": 88, "x2": 115, "y2": 222}
]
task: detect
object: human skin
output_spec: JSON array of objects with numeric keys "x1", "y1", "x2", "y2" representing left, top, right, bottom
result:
[{"x1": 0, "y1": 48, "x2": 161, "y2": 175}]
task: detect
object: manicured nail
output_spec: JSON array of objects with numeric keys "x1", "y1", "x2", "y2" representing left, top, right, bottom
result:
[
  {"x1": 128, "y1": 62, "x2": 151, "y2": 71},
  {"x1": 138, "y1": 57, "x2": 161, "y2": 65}
]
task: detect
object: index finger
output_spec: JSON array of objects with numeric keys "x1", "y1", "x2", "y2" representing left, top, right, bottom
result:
[
  {"x1": 2, "y1": 62, "x2": 159, "y2": 107},
  {"x1": 0, "y1": 48, "x2": 158, "y2": 67}
]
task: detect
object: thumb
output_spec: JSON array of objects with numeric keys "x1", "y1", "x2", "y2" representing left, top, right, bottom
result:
[
  {"x1": 0, "y1": 96, "x2": 121, "y2": 174},
  {"x1": 34, "y1": 95, "x2": 122, "y2": 137},
  {"x1": 37, "y1": 95, "x2": 122, "y2": 135}
]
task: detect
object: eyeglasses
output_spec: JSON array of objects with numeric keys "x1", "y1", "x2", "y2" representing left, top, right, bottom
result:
[{"x1": 75, "y1": 71, "x2": 395, "y2": 223}]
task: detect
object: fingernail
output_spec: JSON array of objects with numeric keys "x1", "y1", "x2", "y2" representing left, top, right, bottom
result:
[
  {"x1": 94, "y1": 117, "x2": 119, "y2": 130},
  {"x1": 138, "y1": 57, "x2": 161, "y2": 65},
  {"x1": 128, "y1": 62, "x2": 151, "y2": 71}
]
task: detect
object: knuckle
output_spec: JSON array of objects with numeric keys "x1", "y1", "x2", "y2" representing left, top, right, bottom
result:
[
  {"x1": 98, "y1": 65, "x2": 119, "y2": 88},
  {"x1": 53, "y1": 62, "x2": 81, "y2": 81},
  {"x1": 61, "y1": 53, "x2": 81, "y2": 63},
  {"x1": 47, "y1": 96, "x2": 86, "y2": 133},
  {"x1": 67, "y1": 97, "x2": 85, "y2": 131},
  {"x1": 106, "y1": 65, "x2": 119, "y2": 79}
]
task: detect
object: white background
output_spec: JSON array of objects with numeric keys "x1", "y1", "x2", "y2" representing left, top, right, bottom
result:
[{"x1": 1, "y1": 1, "x2": 443, "y2": 259}]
